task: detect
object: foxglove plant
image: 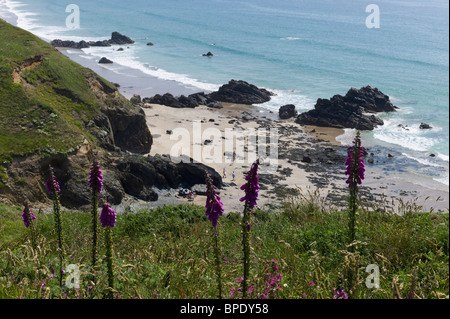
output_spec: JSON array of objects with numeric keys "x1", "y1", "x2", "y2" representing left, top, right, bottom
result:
[
  {"x1": 22, "y1": 201, "x2": 37, "y2": 249},
  {"x1": 47, "y1": 165, "x2": 64, "y2": 288},
  {"x1": 205, "y1": 173, "x2": 224, "y2": 299},
  {"x1": 89, "y1": 158, "x2": 103, "y2": 280},
  {"x1": 240, "y1": 159, "x2": 260, "y2": 298},
  {"x1": 344, "y1": 131, "x2": 365, "y2": 251},
  {"x1": 100, "y1": 201, "x2": 116, "y2": 298}
]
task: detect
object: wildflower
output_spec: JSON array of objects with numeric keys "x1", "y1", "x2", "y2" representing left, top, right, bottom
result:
[
  {"x1": 100, "y1": 202, "x2": 116, "y2": 228},
  {"x1": 47, "y1": 165, "x2": 64, "y2": 288},
  {"x1": 90, "y1": 158, "x2": 103, "y2": 282},
  {"x1": 100, "y1": 201, "x2": 116, "y2": 298},
  {"x1": 22, "y1": 202, "x2": 36, "y2": 229},
  {"x1": 205, "y1": 174, "x2": 224, "y2": 228},
  {"x1": 89, "y1": 158, "x2": 103, "y2": 194},
  {"x1": 345, "y1": 145, "x2": 365, "y2": 187},
  {"x1": 205, "y1": 173, "x2": 224, "y2": 299},
  {"x1": 333, "y1": 288, "x2": 348, "y2": 299},
  {"x1": 240, "y1": 159, "x2": 260, "y2": 209},
  {"x1": 240, "y1": 159, "x2": 261, "y2": 298},
  {"x1": 46, "y1": 175, "x2": 60, "y2": 195}
]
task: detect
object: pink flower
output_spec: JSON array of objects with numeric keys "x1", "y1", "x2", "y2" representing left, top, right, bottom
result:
[
  {"x1": 205, "y1": 173, "x2": 224, "y2": 228},
  {"x1": 100, "y1": 202, "x2": 116, "y2": 228},
  {"x1": 240, "y1": 160, "x2": 260, "y2": 209}
]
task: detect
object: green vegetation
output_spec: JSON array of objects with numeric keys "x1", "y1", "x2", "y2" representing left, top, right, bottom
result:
[
  {"x1": 0, "y1": 19, "x2": 119, "y2": 163},
  {"x1": 0, "y1": 194, "x2": 448, "y2": 299}
]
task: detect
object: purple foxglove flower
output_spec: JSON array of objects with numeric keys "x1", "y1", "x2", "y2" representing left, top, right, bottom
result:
[
  {"x1": 205, "y1": 174, "x2": 224, "y2": 228},
  {"x1": 22, "y1": 203, "x2": 36, "y2": 228},
  {"x1": 46, "y1": 176, "x2": 60, "y2": 195},
  {"x1": 240, "y1": 160, "x2": 260, "y2": 209},
  {"x1": 89, "y1": 159, "x2": 103, "y2": 194},
  {"x1": 100, "y1": 202, "x2": 116, "y2": 228},
  {"x1": 344, "y1": 140, "x2": 365, "y2": 188}
]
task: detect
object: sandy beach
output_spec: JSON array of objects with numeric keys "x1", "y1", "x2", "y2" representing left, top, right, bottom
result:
[
  {"x1": 138, "y1": 102, "x2": 449, "y2": 214},
  {"x1": 41, "y1": 47, "x2": 448, "y2": 215}
]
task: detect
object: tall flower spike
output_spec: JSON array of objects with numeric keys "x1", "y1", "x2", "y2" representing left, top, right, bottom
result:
[
  {"x1": 100, "y1": 202, "x2": 116, "y2": 228},
  {"x1": 344, "y1": 133, "x2": 365, "y2": 188},
  {"x1": 46, "y1": 172, "x2": 60, "y2": 194},
  {"x1": 240, "y1": 159, "x2": 260, "y2": 209},
  {"x1": 22, "y1": 202, "x2": 36, "y2": 228},
  {"x1": 89, "y1": 158, "x2": 103, "y2": 194},
  {"x1": 205, "y1": 174, "x2": 224, "y2": 228}
]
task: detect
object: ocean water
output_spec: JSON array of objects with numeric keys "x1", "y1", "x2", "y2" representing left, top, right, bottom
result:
[{"x1": 1, "y1": 0, "x2": 448, "y2": 187}]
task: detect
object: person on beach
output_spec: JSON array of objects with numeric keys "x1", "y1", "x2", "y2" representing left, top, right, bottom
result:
[
  {"x1": 223, "y1": 168, "x2": 227, "y2": 179},
  {"x1": 232, "y1": 151, "x2": 236, "y2": 164},
  {"x1": 232, "y1": 171, "x2": 236, "y2": 181}
]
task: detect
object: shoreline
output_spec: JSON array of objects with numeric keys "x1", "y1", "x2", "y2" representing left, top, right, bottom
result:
[
  {"x1": 140, "y1": 103, "x2": 449, "y2": 213},
  {"x1": 1, "y1": 5, "x2": 448, "y2": 213}
]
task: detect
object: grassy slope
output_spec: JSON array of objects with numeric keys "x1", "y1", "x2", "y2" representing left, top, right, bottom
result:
[
  {"x1": 0, "y1": 19, "x2": 116, "y2": 167},
  {"x1": 0, "y1": 198, "x2": 448, "y2": 299}
]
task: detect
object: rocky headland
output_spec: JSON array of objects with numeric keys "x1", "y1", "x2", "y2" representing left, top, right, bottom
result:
[{"x1": 295, "y1": 85, "x2": 398, "y2": 130}]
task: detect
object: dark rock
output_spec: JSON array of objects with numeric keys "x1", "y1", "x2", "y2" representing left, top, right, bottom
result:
[
  {"x1": 301, "y1": 156, "x2": 312, "y2": 163},
  {"x1": 50, "y1": 39, "x2": 90, "y2": 49},
  {"x1": 110, "y1": 32, "x2": 135, "y2": 45},
  {"x1": 117, "y1": 48, "x2": 124, "y2": 51},
  {"x1": 207, "y1": 80, "x2": 274, "y2": 105},
  {"x1": 203, "y1": 52, "x2": 214, "y2": 57},
  {"x1": 430, "y1": 154, "x2": 436, "y2": 157},
  {"x1": 295, "y1": 86, "x2": 396, "y2": 130},
  {"x1": 344, "y1": 85, "x2": 397, "y2": 113},
  {"x1": 89, "y1": 40, "x2": 111, "y2": 47},
  {"x1": 103, "y1": 105, "x2": 152, "y2": 154},
  {"x1": 166, "y1": 130, "x2": 173, "y2": 135},
  {"x1": 204, "y1": 139, "x2": 213, "y2": 145},
  {"x1": 147, "y1": 42, "x2": 154, "y2": 46},
  {"x1": 98, "y1": 57, "x2": 113, "y2": 64},
  {"x1": 420, "y1": 123, "x2": 432, "y2": 129},
  {"x1": 279, "y1": 104, "x2": 298, "y2": 119}
]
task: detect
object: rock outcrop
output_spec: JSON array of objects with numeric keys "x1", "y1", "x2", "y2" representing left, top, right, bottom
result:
[
  {"x1": 207, "y1": 80, "x2": 274, "y2": 105},
  {"x1": 51, "y1": 32, "x2": 134, "y2": 49},
  {"x1": 279, "y1": 104, "x2": 298, "y2": 119},
  {"x1": 295, "y1": 86, "x2": 397, "y2": 130},
  {"x1": 143, "y1": 92, "x2": 223, "y2": 109},
  {"x1": 98, "y1": 57, "x2": 113, "y2": 64}
]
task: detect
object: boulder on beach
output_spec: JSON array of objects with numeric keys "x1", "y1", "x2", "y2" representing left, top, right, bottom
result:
[
  {"x1": 207, "y1": 80, "x2": 274, "y2": 105},
  {"x1": 295, "y1": 86, "x2": 397, "y2": 130},
  {"x1": 98, "y1": 57, "x2": 114, "y2": 64},
  {"x1": 279, "y1": 104, "x2": 298, "y2": 119}
]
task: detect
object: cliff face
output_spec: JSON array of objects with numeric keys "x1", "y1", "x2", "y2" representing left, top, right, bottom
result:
[{"x1": 0, "y1": 19, "x2": 153, "y2": 207}]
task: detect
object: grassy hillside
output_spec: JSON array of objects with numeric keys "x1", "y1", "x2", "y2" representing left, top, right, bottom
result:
[
  {"x1": 0, "y1": 19, "x2": 119, "y2": 165},
  {"x1": 0, "y1": 195, "x2": 448, "y2": 300}
]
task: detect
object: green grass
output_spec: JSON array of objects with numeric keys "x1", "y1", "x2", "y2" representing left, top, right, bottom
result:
[
  {"x1": 0, "y1": 19, "x2": 126, "y2": 163},
  {"x1": 0, "y1": 194, "x2": 448, "y2": 299}
]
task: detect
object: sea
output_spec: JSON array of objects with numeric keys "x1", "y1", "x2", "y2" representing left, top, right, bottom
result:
[{"x1": 0, "y1": 0, "x2": 448, "y2": 190}]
